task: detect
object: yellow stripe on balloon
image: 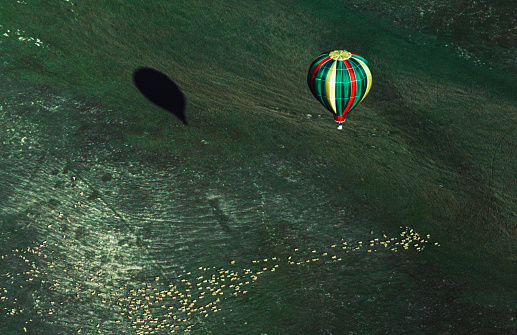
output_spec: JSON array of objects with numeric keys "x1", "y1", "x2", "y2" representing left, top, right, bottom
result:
[
  {"x1": 355, "y1": 58, "x2": 372, "y2": 103},
  {"x1": 325, "y1": 61, "x2": 338, "y2": 113}
]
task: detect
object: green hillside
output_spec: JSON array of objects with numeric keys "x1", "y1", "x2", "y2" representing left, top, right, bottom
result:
[{"x1": 1, "y1": 0, "x2": 516, "y2": 333}]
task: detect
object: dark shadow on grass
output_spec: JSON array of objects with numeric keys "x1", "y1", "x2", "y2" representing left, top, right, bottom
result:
[{"x1": 133, "y1": 67, "x2": 187, "y2": 125}]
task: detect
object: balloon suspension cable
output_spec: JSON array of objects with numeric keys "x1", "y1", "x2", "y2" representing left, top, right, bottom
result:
[{"x1": 335, "y1": 116, "x2": 346, "y2": 130}]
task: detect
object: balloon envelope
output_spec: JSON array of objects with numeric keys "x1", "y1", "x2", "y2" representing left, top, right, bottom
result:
[{"x1": 307, "y1": 50, "x2": 372, "y2": 123}]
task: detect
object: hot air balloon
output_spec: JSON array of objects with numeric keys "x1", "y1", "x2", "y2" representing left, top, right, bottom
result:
[{"x1": 307, "y1": 50, "x2": 372, "y2": 129}]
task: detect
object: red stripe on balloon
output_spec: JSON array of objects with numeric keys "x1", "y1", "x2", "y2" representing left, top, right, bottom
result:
[
  {"x1": 309, "y1": 57, "x2": 331, "y2": 94},
  {"x1": 342, "y1": 59, "x2": 357, "y2": 116}
]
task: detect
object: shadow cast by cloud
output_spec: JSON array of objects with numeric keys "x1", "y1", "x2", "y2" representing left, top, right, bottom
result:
[{"x1": 133, "y1": 67, "x2": 187, "y2": 125}]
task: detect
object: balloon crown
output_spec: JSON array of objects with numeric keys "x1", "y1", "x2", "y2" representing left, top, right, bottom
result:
[{"x1": 328, "y1": 50, "x2": 352, "y2": 60}]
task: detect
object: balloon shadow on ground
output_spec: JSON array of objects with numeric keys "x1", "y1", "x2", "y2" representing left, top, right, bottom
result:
[{"x1": 133, "y1": 67, "x2": 187, "y2": 125}]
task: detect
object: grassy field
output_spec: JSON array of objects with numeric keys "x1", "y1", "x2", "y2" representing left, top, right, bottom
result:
[
  {"x1": 346, "y1": 0, "x2": 517, "y2": 69},
  {"x1": 1, "y1": 0, "x2": 516, "y2": 331}
]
